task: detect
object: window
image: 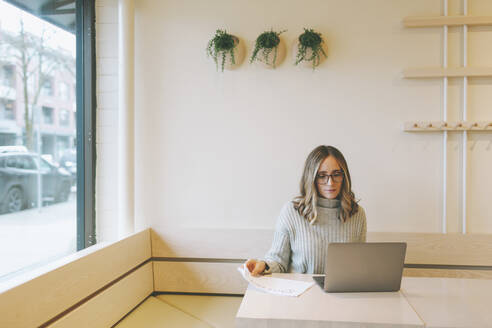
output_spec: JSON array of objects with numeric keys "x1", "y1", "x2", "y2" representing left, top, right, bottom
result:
[
  {"x1": 0, "y1": 64, "x2": 15, "y2": 87},
  {"x1": 4, "y1": 155, "x2": 36, "y2": 170},
  {"x1": 16, "y1": 155, "x2": 36, "y2": 170},
  {"x1": 0, "y1": 0, "x2": 95, "y2": 281},
  {"x1": 41, "y1": 75, "x2": 54, "y2": 97},
  {"x1": 0, "y1": 98, "x2": 15, "y2": 120},
  {"x1": 59, "y1": 109, "x2": 70, "y2": 126},
  {"x1": 5, "y1": 155, "x2": 16, "y2": 168},
  {"x1": 59, "y1": 82, "x2": 70, "y2": 101},
  {"x1": 37, "y1": 157, "x2": 52, "y2": 171},
  {"x1": 42, "y1": 106, "x2": 54, "y2": 124}
]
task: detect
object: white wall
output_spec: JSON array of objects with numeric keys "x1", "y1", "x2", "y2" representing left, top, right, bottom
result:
[
  {"x1": 96, "y1": 0, "x2": 492, "y2": 243},
  {"x1": 96, "y1": 0, "x2": 119, "y2": 242}
]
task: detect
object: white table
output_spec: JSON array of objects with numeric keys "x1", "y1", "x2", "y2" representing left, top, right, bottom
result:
[
  {"x1": 236, "y1": 274, "x2": 492, "y2": 328},
  {"x1": 235, "y1": 273, "x2": 424, "y2": 328},
  {"x1": 401, "y1": 277, "x2": 492, "y2": 328}
]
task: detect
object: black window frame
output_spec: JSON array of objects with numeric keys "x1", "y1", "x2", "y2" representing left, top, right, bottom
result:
[
  {"x1": 76, "y1": 0, "x2": 96, "y2": 250},
  {"x1": 3, "y1": 0, "x2": 96, "y2": 251}
]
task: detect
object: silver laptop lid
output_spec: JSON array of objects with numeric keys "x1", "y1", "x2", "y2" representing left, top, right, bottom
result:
[{"x1": 323, "y1": 242, "x2": 407, "y2": 292}]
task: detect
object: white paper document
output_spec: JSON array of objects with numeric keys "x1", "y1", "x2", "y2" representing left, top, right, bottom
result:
[{"x1": 238, "y1": 264, "x2": 314, "y2": 297}]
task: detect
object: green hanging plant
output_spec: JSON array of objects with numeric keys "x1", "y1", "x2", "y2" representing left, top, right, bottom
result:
[
  {"x1": 206, "y1": 29, "x2": 238, "y2": 72},
  {"x1": 250, "y1": 29, "x2": 286, "y2": 68},
  {"x1": 295, "y1": 28, "x2": 327, "y2": 69}
]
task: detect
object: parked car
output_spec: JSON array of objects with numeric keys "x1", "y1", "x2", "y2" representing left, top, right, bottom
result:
[
  {"x1": 0, "y1": 150, "x2": 72, "y2": 214},
  {"x1": 59, "y1": 148, "x2": 76, "y2": 186}
]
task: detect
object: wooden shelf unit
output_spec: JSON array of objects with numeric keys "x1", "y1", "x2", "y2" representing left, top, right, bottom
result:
[{"x1": 403, "y1": 121, "x2": 492, "y2": 132}]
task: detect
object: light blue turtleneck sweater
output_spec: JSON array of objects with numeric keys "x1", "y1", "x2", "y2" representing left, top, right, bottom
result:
[{"x1": 262, "y1": 198, "x2": 367, "y2": 274}]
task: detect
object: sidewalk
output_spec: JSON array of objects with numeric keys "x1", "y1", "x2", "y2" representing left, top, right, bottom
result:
[{"x1": 0, "y1": 194, "x2": 77, "y2": 279}]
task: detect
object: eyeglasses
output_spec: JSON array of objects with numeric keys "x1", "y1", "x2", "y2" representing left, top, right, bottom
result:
[{"x1": 316, "y1": 171, "x2": 344, "y2": 184}]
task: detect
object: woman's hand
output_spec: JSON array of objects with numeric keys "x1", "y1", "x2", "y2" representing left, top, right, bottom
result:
[{"x1": 245, "y1": 259, "x2": 266, "y2": 276}]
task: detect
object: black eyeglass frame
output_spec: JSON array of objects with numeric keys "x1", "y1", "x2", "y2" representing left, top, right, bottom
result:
[{"x1": 315, "y1": 171, "x2": 344, "y2": 184}]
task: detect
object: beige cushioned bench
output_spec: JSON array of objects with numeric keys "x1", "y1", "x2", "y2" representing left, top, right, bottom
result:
[{"x1": 1, "y1": 229, "x2": 491, "y2": 327}]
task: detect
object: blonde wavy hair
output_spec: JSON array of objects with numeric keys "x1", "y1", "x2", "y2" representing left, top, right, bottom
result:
[{"x1": 293, "y1": 145, "x2": 359, "y2": 224}]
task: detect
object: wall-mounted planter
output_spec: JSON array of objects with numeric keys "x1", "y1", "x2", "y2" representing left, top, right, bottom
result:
[
  {"x1": 250, "y1": 30, "x2": 286, "y2": 69},
  {"x1": 207, "y1": 30, "x2": 245, "y2": 72},
  {"x1": 224, "y1": 37, "x2": 245, "y2": 70},
  {"x1": 293, "y1": 28, "x2": 327, "y2": 69}
]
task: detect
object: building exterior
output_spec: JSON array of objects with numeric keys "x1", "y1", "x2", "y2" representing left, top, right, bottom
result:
[{"x1": 0, "y1": 26, "x2": 76, "y2": 163}]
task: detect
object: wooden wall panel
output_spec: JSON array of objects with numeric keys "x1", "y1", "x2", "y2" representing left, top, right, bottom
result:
[
  {"x1": 151, "y1": 230, "x2": 492, "y2": 292},
  {"x1": 48, "y1": 262, "x2": 153, "y2": 328},
  {"x1": 152, "y1": 229, "x2": 492, "y2": 267},
  {"x1": 0, "y1": 229, "x2": 151, "y2": 328},
  {"x1": 153, "y1": 261, "x2": 248, "y2": 294},
  {"x1": 403, "y1": 268, "x2": 492, "y2": 280},
  {"x1": 368, "y1": 232, "x2": 492, "y2": 266},
  {"x1": 152, "y1": 261, "x2": 492, "y2": 296},
  {"x1": 151, "y1": 228, "x2": 272, "y2": 259}
]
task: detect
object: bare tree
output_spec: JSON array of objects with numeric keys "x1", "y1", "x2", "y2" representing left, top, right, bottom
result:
[
  {"x1": 0, "y1": 19, "x2": 74, "y2": 150},
  {"x1": 0, "y1": 66, "x2": 15, "y2": 117}
]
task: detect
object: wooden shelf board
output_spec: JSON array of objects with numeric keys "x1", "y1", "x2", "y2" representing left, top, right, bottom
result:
[
  {"x1": 403, "y1": 67, "x2": 492, "y2": 78},
  {"x1": 403, "y1": 15, "x2": 492, "y2": 27}
]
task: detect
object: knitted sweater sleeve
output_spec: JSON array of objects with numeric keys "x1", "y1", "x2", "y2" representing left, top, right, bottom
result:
[
  {"x1": 358, "y1": 206, "x2": 367, "y2": 242},
  {"x1": 261, "y1": 203, "x2": 292, "y2": 273}
]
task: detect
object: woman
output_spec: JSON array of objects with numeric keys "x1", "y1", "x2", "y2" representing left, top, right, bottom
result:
[{"x1": 246, "y1": 145, "x2": 366, "y2": 276}]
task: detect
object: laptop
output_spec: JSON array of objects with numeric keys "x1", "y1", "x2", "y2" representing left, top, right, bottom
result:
[{"x1": 313, "y1": 242, "x2": 407, "y2": 292}]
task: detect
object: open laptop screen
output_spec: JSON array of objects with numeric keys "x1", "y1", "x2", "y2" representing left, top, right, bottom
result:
[{"x1": 314, "y1": 242, "x2": 407, "y2": 292}]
